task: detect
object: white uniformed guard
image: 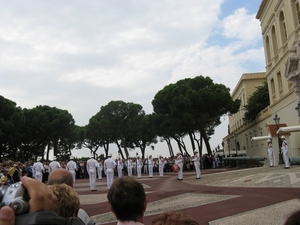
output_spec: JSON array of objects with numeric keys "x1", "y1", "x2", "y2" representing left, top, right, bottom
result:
[
  {"x1": 148, "y1": 155, "x2": 154, "y2": 178},
  {"x1": 192, "y1": 150, "x2": 201, "y2": 179},
  {"x1": 117, "y1": 158, "x2": 123, "y2": 178},
  {"x1": 104, "y1": 153, "x2": 116, "y2": 190},
  {"x1": 97, "y1": 159, "x2": 103, "y2": 180},
  {"x1": 175, "y1": 152, "x2": 183, "y2": 180},
  {"x1": 158, "y1": 155, "x2": 166, "y2": 178},
  {"x1": 267, "y1": 139, "x2": 274, "y2": 167},
  {"x1": 86, "y1": 154, "x2": 99, "y2": 191},
  {"x1": 49, "y1": 156, "x2": 61, "y2": 173},
  {"x1": 136, "y1": 155, "x2": 143, "y2": 179},
  {"x1": 126, "y1": 158, "x2": 133, "y2": 177},
  {"x1": 281, "y1": 135, "x2": 290, "y2": 169},
  {"x1": 66, "y1": 155, "x2": 77, "y2": 187},
  {"x1": 32, "y1": 156, "x2": 44, "y2": 182}
]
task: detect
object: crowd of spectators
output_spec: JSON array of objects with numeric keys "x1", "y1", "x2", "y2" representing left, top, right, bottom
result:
[{"x1": 0, "y1": 152, "x2": 223, "y2": 186}]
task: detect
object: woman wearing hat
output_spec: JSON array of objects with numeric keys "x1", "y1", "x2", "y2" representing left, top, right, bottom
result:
[
  {"x1": 175, "y1": 152, "x2": 183, "y2": 180},
  {"x1": 267, "y1": 139, "x2": 274, "y2": 167}
]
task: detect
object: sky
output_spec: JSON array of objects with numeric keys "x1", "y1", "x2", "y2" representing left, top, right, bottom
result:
[{"x1": 0, "y1": 0, "x2": 266, "y2": 159}]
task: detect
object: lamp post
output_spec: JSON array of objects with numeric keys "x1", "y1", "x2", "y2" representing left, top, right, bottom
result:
[
  {"x1": 295, "y1": 103, "x2": 300, "y2": 117},
  {"x1": 273, "y1": 114, "x2": 284, "y2": 164},
  {"x1": 234, "y1": 133, "x2": 238, "y2": 156}
]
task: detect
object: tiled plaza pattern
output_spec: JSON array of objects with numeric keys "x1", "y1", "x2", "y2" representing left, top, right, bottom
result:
[{"x1": 75, "y1": 165, "x2": 300, "y2": 225}]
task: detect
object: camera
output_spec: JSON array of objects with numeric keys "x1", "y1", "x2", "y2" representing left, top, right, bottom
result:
[
  {"x1": 0, "y1": 182, "x2": 29, "y2": 214},
  {"x1": 0, "y1": 182, "x2": 83, "y2": 225}
]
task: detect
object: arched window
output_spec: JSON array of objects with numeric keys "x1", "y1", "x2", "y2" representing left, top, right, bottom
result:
[
  {"x1": 265, "y1": 36, "x2": 271, "y2": 64},
  {"x1": 272, "y1": 26, "x2": 278, "y2": 56},
  {"x1": 279, "y1": 11, "x2": 287, "y2": 44},
  {"x1": 291, "y1": 0, "x2": 300, "y2": 27}
]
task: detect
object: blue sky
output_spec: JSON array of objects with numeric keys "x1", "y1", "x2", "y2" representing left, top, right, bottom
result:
[{"x1": 0, "y1": 0, "x2": 265, "y2": 158}]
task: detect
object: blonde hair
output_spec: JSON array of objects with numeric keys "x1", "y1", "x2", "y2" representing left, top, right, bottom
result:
[{"x1": 51, "y1": 184, "x2": 80, "y2": 218}]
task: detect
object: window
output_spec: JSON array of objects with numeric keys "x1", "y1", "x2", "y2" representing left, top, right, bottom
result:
[
  {"x1": 279, "y1": 11, "x2": 287, "y2": 44},
  {"x1": 271, "y1": 78, "x2": 276, "y2": 99},
  {"x1": 272, "y1": 26, "x2": 278, "y2": 56},
  {"x1": 277, "y1": 71, "x2": 283, "y2": 95},
  {"x1": 265, "y1": 36, "x2": 271, "y2": 65}
]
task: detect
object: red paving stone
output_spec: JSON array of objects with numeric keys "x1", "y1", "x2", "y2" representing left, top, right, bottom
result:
[{"x1": 76, "y1": 168, "x2": 300, "y2": 225}]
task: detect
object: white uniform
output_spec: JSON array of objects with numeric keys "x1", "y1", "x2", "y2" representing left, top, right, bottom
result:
[
  {"x1": 32, "y1": 161, "x2": 44, "y2": 182},
  {"x1": 67, "y1": 160, "x2": 77, "y2": 186},
  {"x1": 192, "y1": 152, "x2": 201, "y2": 179},
  {"x1": 104, "y1": 157, "x2": 116, "y2": 190},
  {"x1": 148, "y1": 157, "x2": 154, "y2": 178},
  {"x1": 126, "y1": 159, "x2": 133, "y2": 177},
  {"x1": 175, "y1": 154, "x2": 183, "y2": 180},
  {"x1": 117, "y1": 159, "x2": 123, "y2": 178},
  {"x1": 86, "y1": 157, "x2": 98, "y2": 191},
  {"x1": 136, "y1": 158, "x2": 143, "y2": 178},
  {"x1": 267, "y1": 142, "x2": 274, "y2": 167},
  {"x1": 97, "y1": 161, "x2": 103, "y2": 179},
  {"x1": 49, "y1": 160, "x2": 61, "y2": 173},
  {"x1": 282, "y1": 139, "x2": 290, "y2": 168},
  {"x1": 158, "y1": 157, "x2": 166, "y2": 178}
]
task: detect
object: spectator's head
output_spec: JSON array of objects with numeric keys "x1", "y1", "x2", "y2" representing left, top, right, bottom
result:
[
  {"x1": 52, "y1": 184, "x2": 80, "y2": 218},
  {"x1": 48, "y1": 168, "x2": 73, "y2": 188},
  {"x1": 151, "y1": 211, "x2": 199, "y2": 225},
  {"x1": 284, "y1": 209, "x2": 300, "y2": 225},
  {"x1": 107, "y1": 177, "x2": 147, "y2": 222}
]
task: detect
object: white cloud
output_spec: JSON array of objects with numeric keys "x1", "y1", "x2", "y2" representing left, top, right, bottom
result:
[
  {"x1": 221, "y1": 8, "x2": 261, "y2": 44},
  {"x1": 0, "y1": 0, "x2": 265, "y2": 157}
]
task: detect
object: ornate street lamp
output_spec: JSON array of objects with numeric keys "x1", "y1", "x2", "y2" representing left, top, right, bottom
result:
[
  {"x1": 295, "y1": 103, "x2": 300, "y2": 117},
  {"x1": 273, "y1": 114, "x2": 284, "y2": 164}
]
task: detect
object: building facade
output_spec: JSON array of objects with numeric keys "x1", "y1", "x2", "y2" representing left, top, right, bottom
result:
[{"x1": 223, "y1": 0, "x2": 300, "y2": 163}]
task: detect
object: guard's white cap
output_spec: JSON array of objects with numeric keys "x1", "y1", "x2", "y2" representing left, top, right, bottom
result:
[
  {"x1": 281, "y1": 135, "x2": 285, "y2": 139},
  {"x1": 90, "y1": 154, "x2": 94, "y2": 158},
  {"x1": 70, "y1": 155, "x2": 74, "y2": 159},
  {"x1": 53, "y1": 156, "x2": 57, "y2": 161},
  {"x1": 267, "y1": 139, "x2": 271, "y2": 142},
  {"x1": 108, "y1": 153, "x2": 112, "y2": 157}
]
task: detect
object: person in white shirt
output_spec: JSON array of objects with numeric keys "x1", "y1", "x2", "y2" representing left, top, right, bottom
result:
[
  {"x1": 32, "y1": 156, "x2": 44, "y2": 182},
  {"x1": 97, "y1": 160, "x2": 103, "y2": 180},
  {"x1": 67, "y1": 155, "x2": 78, "y2": 187},
  {"x1": 158, "y1": 156, "x2": 166, "y2": 178},
  {"x1": 49, "y1": 156, "x2": 61, "y2": 173},
  {"x1": 192, "y1": 150, "x2": 201, "y2": 179},
  {"x1": 136, "y1": 155, "x2": 143, "y2": 179},
  {"x1": 86, "y1": 154, "x2": 99, "y2": 191},
  {"x1": 148, "y1": 155, "x2": 154, "y2": 178},
  {"x1": 267, "y1": 139, "x2": 274, "y2": 167},
  {"x1": 104, "y1": 153, "x2": 116, "y2": 190},
  {"x1": 175, "y1": 152, "x2": 183, "y2": 180},
  {"x1": 117, "y1": 158, "x2": 124, "y2": 178},
  {"x1": 126, "y1": 158, "x2": 133, "y2": 177}
]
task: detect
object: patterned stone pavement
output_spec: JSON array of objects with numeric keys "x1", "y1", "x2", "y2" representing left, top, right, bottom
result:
[{"x1": 75, "y1": 165, "x2": 300, "y2": 225}]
